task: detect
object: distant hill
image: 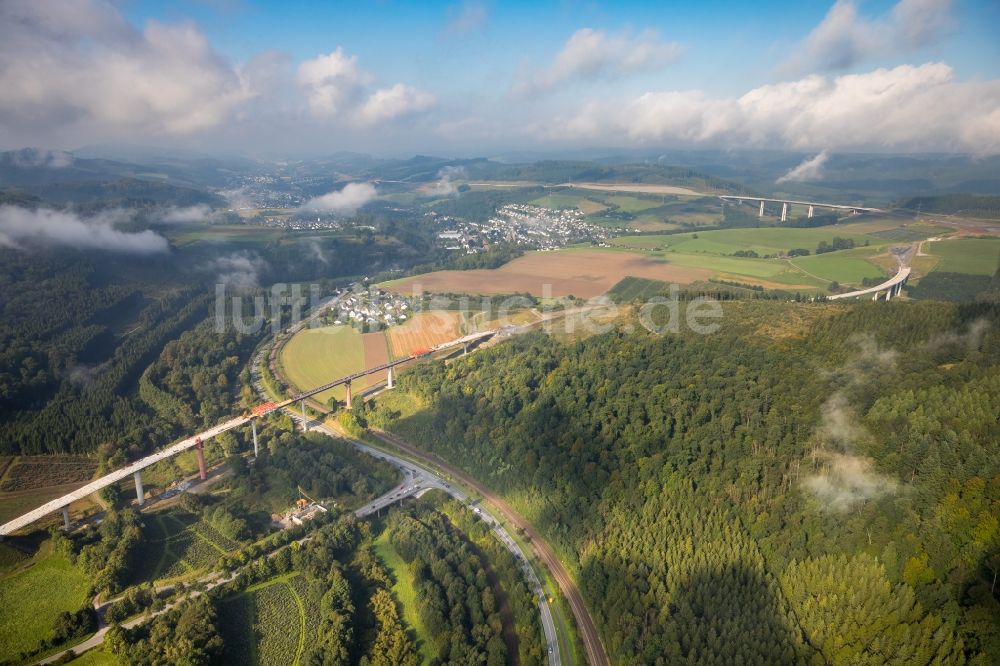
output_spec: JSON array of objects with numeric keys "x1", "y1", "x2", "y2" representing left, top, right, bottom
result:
[
  {"x1": 0, "y1": 149, "x2": 233, "y2": 207},
  {"x1": 896, "y1": 194, "x2": 1000, "y2": 218}
]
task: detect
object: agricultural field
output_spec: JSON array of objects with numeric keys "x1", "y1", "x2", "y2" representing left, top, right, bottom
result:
[
  {"x1": 0, "y1": 541, "x2": 90, "y2": 660},
  {"x1": 925, "y1": 237, "x2": 1000, "y2": 275},
  {"x1": 607, "y1": 277, "x2": 673, "y2": 302},
  {"x1": 788, "y1": 248, "x2": 888, "y2": 285},
  {"x1": 279, "y1": 325, "x2": 366, "y2": 404},
  {"x1": 384, "y1": 248, "x2": 716, "y2": 298},
  {"x1": 606, "y1": 194, "x2": 665, "y2": 213},
  {"x1": 362, "y1": 331, "x2": 391, "y2": 385},
  {"x1": 627, "y1": 217, "x2": 680, "y2": 231},
  {"x1": 135, "y1": 508, "x2": 240, "y2": 583},
  {"x1": 0, "y1": 455, "x2": 100, "y2": 525},
  {"x1": 866, "y1": 221, "x2": 953, "y2": 242},
  {"x1": 566, "y1": 182, "x2": 707, "y2": 196},
  {"x1": 218, "y1": 575, "x2": 307, "y2": 666},
  {"x1": 0, "y1": 455, "x2": 96, "y2": 492},
  {"x1": 386, "y1": 228, "x2": 896, "y2": 299},
  {"x1": 530, "y1": 192, "x2": 607, "y2": 214},
  {"x1": 386, "y1": 310, "x2": 463, "y2": 358},
  {"x1": 607, "y1": 227, "x2": 885, "y2": 256},
  {"x1": 168, "y1": 224, "x2": 287, "y2": 246}
]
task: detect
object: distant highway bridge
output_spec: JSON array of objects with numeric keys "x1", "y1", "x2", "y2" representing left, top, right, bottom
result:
[
  {"x1": 719, "y1": 195, "x2": 882, "y2": 222},
  {"x1": 828, "y1": 266, "x2": 911, "y2": 301},
  {"x1": 0, "y1": 329, "x2": 495, "y2": 537}
]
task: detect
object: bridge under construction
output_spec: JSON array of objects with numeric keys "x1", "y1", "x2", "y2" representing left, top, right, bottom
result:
[{"x1": 0, "y1": 329, "x2": 495, "y2": 537}]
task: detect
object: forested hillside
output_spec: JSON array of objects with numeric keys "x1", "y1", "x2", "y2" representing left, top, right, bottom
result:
[{"x1": 388, "y1": 301, "x2": 1000, "y2": 664}]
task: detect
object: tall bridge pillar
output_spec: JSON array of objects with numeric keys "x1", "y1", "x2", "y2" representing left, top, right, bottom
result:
[
  {"x1": 808, "y1": 205, "x2": 814, "y2": 218},
  {"x1": 195, "y1": 438, "x2": 207, "y2": 481},
  {"x1": 134, "y1": 471, "x2": 145, "y2": 506},
  {"x1": 345, "y1": 380, "x2": 353, "y2": 410},
  {"x1": 62, "y1": 506, "x2": 71, "y2": 531},
  {"x1": 251, "y1": 420, "x2": 259, "y2": 457},
  {"x1": 781, "y1": 202, "x2": 788, "y2": 222},
  {"x1": 300, "y1": 400, "x2": 307, "y2": 430},
  {"x1": 758, "y1": 200, "x2": 765, "y2": 217},
  {"x1": 387, "y1": 366, "x2": 395, "y2": 389}
]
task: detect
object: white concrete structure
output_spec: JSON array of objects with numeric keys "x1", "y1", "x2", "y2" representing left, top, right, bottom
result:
[
  {"x1": 828, "y1": 266, "x2": 911, "y2": 301},
  {"x1": 720, "y1": 195, "x2": 881, "y2": 216}
]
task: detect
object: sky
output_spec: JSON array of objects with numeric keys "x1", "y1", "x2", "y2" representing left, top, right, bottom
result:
[{"x1": 0, "y1": 0, "x2": 998, "y2": 158}]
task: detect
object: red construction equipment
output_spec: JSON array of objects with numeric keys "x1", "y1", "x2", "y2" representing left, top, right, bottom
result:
[
  {"x1": 194, "y1": 437, "x2": 207, "y2": 480},
  {"x1": 252, "y1": 402, "x2": 278, "y2": 417}
]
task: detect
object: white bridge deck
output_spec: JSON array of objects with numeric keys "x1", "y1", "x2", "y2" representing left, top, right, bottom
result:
[
  {"x1": 828, "y1": 266, "x2": 911, "y2": 300},
  {"x1": 0, "y1": 328, "x2": 497, "y2": 536},
  {"x1": 0, "y1": 416, "x2": 249, "y2": 535},
  {"x1": 719, "y1": 195, "x2": 882, "y2": 213}
]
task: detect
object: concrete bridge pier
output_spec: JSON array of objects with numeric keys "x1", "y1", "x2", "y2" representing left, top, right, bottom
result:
[
  {"x1": 300, "y1": 400, "x2": 307, "y2": 430},
  {"x1": 134, "y1": 471, "x2": 145, "y2": 506},
  {"x1": 808, "y1": 205, "x2": 814, "y2": 218},
  {"x1": 62, "y1": 506, "x2": 71, "y2": 530},
  {"x1": 195, "y1": 438, "x2": 207, "y2": 481},
  {"x1": 781, "y1": 203, "x2": 788, "y2": 222},
  {"x1": 387, "y1": 366, "x2": 395, "y2": 389},
  {"x1": 345, "y1": 380, "x2": 353, "y2": 410},
  {"x1": 251, "y1": 420, "x2": 259, "y2": 457},
  {"x1": 759, "y1": 200, "x2": 765, "y2": 217}
]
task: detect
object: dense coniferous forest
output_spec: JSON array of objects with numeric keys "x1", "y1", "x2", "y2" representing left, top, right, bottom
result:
[{"x1": 386, "y1": 300, "x2": 1000, "y2": 664}]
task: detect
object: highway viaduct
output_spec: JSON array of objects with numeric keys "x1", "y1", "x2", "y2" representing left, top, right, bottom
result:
[
  {"x1": 0, "y1": 329, "x2": 495, "y2": 537},
  {"x1": 719, "y1": 195, "x2": 882, "y2": 222},
  {"x1": 828, "y1": 266, "x2": 911, "y2": 301}
]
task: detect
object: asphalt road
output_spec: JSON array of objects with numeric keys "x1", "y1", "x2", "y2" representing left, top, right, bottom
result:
[
  {"x1": 372, "y1": 429, "x2": 610, "y2": 666},
  {"x1": 292, "y1": 414, "x2": 563, "y2": 666}
]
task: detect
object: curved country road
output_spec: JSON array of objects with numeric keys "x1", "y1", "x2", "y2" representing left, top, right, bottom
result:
[{"x1": 372, "y1": 429, "x2": 610, "y2": 666}]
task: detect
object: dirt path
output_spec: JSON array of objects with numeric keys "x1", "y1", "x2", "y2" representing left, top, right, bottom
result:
[{"x1": 373, "y1": 429, "x2": 609, "y2": 666}]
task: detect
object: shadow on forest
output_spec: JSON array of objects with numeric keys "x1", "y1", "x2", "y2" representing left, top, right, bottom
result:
[{"x1": 579, "y1": 556, "x2": 815, "y2": 664}]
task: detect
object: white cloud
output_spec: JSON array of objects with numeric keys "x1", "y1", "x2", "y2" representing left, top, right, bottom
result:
[
  {"x1": 205, "y1": 251, "x2": 268, "y2": 293},
  {"x1": 160, "y1": 205, "x2": 216, "y2": 224},
  {"x1": 6, "y1": 148, "x2": 74, "y2": 168},
  {"x1": 301, "y1": 182, "x2": 377, "y2": 214},
  {"x1": 514, "y1": 28, "x2": 683, "y2": 96},
  {"x1": 357, "y1": 84, "x2": 436, "y2": 126},
  {"x1": 298, "y1": 50, "x2": 434, "y2": 127},
  {"x1": 297, "y1": 47, "x2": 369, "y2": 117},
  {"x1": 424, "y1": 166, "x2": 466, "y2": 197},
  {"x1": 782, "y1": 0, "x2": 953, "y2": 74},
  {"x1": 0, "y1": 205, "x2": 169, "y2": 254},
  {"x1": 445, "y1": 1, "x2": 488, "y2": 35},
  {"x1": 0, "y1": 0, "x2": 251, "y2": 139},
  {"x1": 550, "y1": 63, "x2": 1000, "y2": 154},
  {"x1": 777, "y1": 150, "x2": 830, "y2": 183}
]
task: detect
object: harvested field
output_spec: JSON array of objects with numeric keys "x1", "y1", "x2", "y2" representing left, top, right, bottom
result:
[
  {"x1": 0, "y1": 457, "x2": 96, "y2": 492},
  {"x1": 362, "y1": 331, "x2": 391, "y2": 384},
  {"x1": 280, "y1": 325, "x2": 366, "y2": 404},
  {"x1": 387, "y1": 311, "x2": 463, "y2": 357},
  {"x1": 384, "y1": 249, "x2": 714, "y2": 298},
  {"x1": 566, "y1": 183, "x2": 707, "y2": 196}
]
